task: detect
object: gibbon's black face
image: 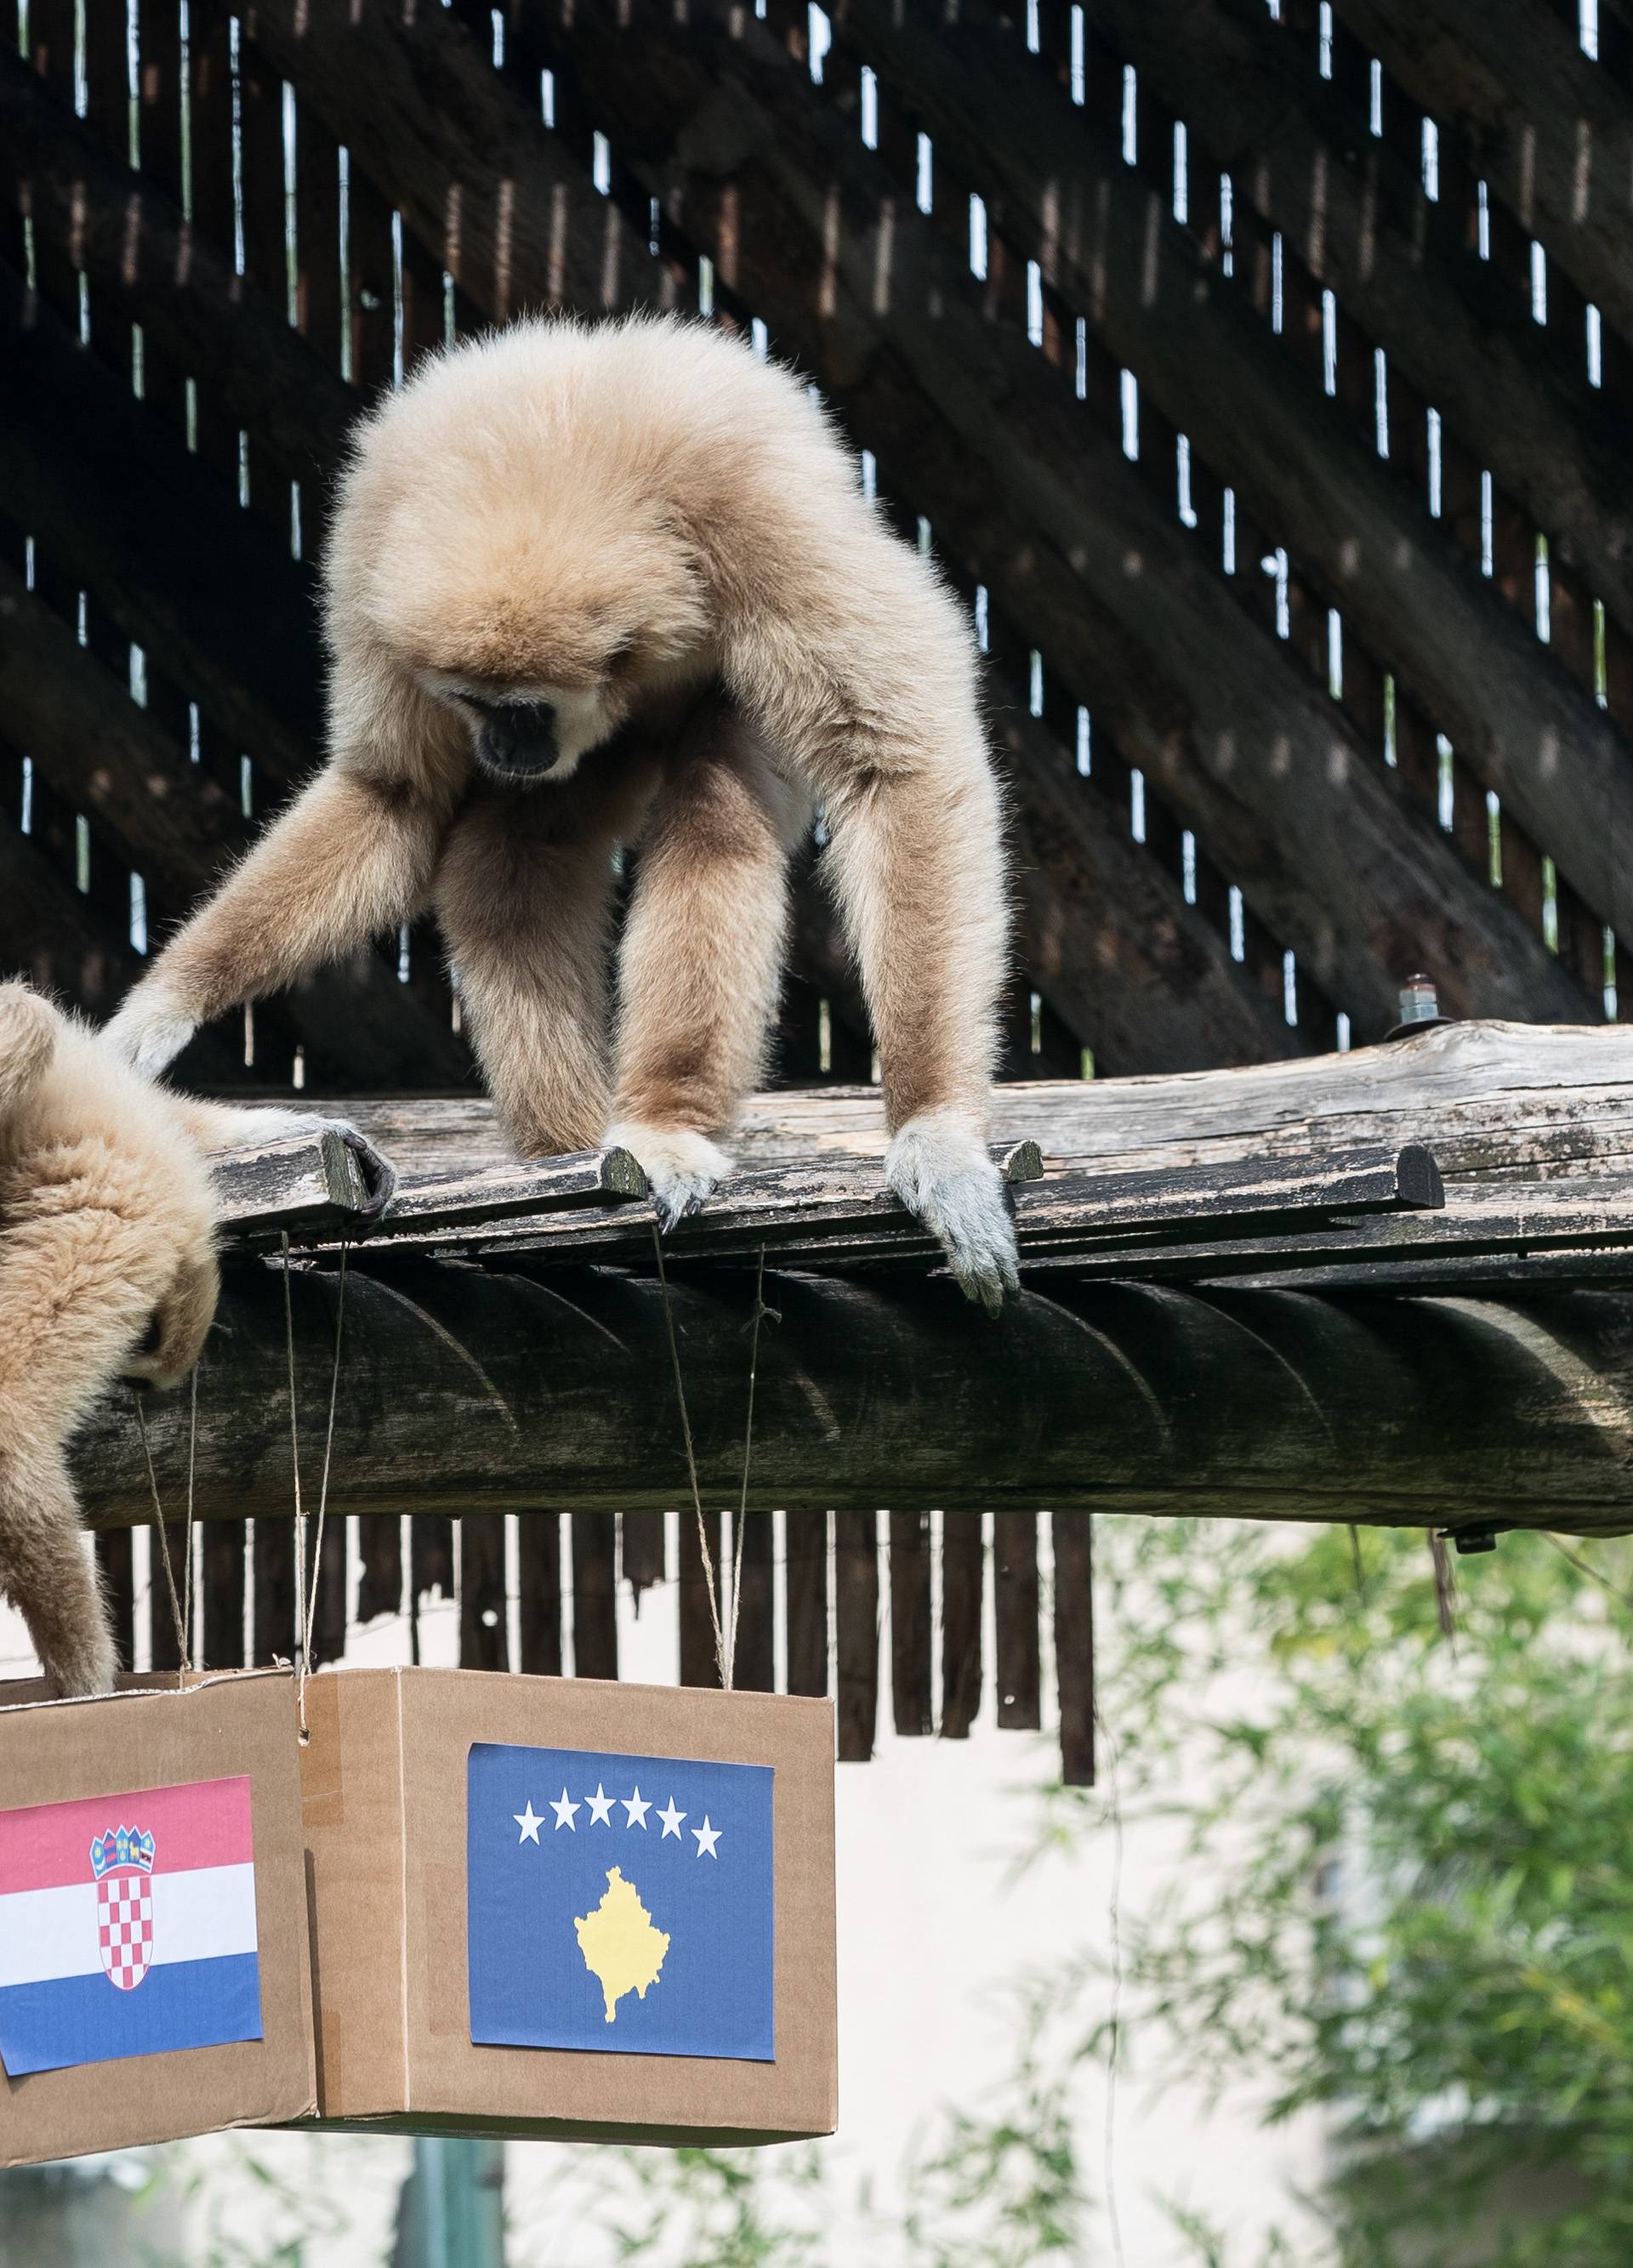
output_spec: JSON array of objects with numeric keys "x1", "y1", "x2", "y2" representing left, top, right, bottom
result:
[{"x1": 465, "y1": 693, "x2": 562, "y2": 783}]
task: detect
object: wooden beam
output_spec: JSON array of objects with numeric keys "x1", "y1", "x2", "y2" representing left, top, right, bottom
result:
[
  {"x1": 837, "y1": 0, "x2": 1633, "y2": 942},
  {"x1": 1077, "y1": 0, "x2": 1633, "y2": 639},
  {"x1": 993, "y1": 1511, "x2": 1041, "y2": 1730},
  {"x1": 0, "y1": 44, "x2": 354, "y2": 487},
  {"x1": 939, "y1": 1514, "x2": 983, "y2": 1740},
  {"x1": 834, "y1": 1511, "x2": 880, "y2": 1761},
  {"x1": 784, "y1": 1509, "x2": 830, "y2": 1701},
  {"x1": 71, "y1": 1259, "x2": 1633, "y2": 1534},
  {"x1": 518, "y1": 2, "x2": 1587, "y2": 1032},
  {"x1": 1052, "y1": 1512, "x2": 1095, "y2": 1788},
  {"x1": 1336, "y1": 0, "x2": 1633, "y2": 351}
]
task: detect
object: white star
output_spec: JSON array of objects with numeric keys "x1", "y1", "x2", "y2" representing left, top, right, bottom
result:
[
  {"x1": 657, "y1": 1796, "x2": 686, "y2": 1840},
  {"x1": 514, "y1": 1801, "x2": 544, "y2": 1845},
  {"x1": 585, "y1": 1782, "x2": 615, "y2": 1827},
  {"x1": 623, "y1": 1787, "x2": 651, "y2": 1829},
  {"x1": 692, "y1": 1816, "x2": 721, "y2": 1860},
  {"x1": 549, "y1": 1788, "x2": 579, "y2": 1832}
]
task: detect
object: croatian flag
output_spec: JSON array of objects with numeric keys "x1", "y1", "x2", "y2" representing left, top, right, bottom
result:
[
  {"x1": 468, "y1": 1742, "x2": 775, "y2": 2061},
  {"x1": 0, "y1": 1776, "x2": 264, "y2": 2077}
]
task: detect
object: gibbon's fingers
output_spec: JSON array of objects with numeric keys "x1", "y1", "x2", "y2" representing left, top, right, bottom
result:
[
  {"x1": 180, "y1": 1101, "x2": 399, "y2": 1220},
  {"x1": 109, "y1": 767, "x2": 451, "y2": 1058},
  {"x1": 885, "y1": 1111, "x2": 1021, "y2": 1315},
  {"x1": 606, "y1": 1123, "x2": 732, "y2": 1234}
]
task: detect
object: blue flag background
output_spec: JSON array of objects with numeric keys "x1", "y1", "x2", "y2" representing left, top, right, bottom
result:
[{"x1": 467, "y1": 1742, "x2": 776, "y2": 2061}]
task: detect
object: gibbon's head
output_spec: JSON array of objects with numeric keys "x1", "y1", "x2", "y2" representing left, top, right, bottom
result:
[
  {"x1": 122, "y1": 1243, "x2": 220, "y2": 1392},
  {"x1": 333, "y1": 330, "x2": 720, "y2": 786}
]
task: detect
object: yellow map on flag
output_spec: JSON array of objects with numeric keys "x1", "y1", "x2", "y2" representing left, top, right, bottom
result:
[{"x1": 574, "y1": 1867, "x2": 671, "y2": 2024}]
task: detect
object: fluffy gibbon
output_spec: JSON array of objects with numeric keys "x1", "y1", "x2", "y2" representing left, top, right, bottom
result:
[
  {"x1": 107, "y1": 315, "x2": 1020, "y2": 1305},
  {"x1": 0, "y1": 982, "x2": 343, "y2": 1694}
]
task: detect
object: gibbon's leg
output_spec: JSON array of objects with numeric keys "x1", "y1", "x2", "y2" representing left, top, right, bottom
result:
[
  {"x1": 435, "y1": 776, "x2": 645, "y2": 1157},
  {"x1": 0, "y1": 983, "x2": 59, "y2": 1120},
  {"x1": 607, "y1": 705, "x2": 805, "y2": 1227},
  {"x1": 105, "y1": 768, "x2": 449, "y2": 1077},
  {"x1": 0, "y1": 1206, "x2": 165, "y2": 1696},
  {"x1": 822, "y1": 742, "x2": 1018, "y2": 1312}
]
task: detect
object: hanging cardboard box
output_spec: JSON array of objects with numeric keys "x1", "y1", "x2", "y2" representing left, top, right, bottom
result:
[
  {"x1": 0, "y1": 1668, "x2": 317, "y2": 2167},
  {"x1": 295, "y1": 1667, "x2": 836, "y2": 2144}
]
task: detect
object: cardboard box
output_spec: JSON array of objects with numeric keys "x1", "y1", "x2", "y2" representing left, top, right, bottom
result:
[
  {"x1": 0, "y1": 1668, "x2": 317, "y2": 2166},
  {"x1": 295, "y1": 1668, "x2": 837, "y2": 2144}
]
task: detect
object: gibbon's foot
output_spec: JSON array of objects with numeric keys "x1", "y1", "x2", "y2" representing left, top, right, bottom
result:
[
  {"x1": 885, "y1": 1110, "x2": 1021, "y2": 1316},
  {"x1": 105, "y1": 980, "x2": 199, "y2": 1078},
  {"x1": 606, "y1": 1122, "x2": 731, "y2": 1234}
]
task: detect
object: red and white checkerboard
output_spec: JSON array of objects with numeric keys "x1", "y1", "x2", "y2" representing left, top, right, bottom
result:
[{"x1": 96, "y1": 1871, "x2": 154, "y2": 1992}]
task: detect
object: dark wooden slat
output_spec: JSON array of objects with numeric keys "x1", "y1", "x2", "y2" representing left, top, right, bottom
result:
[
  {"x1": 200, "y1": 1521, "x2": 247, "y2": 1669},
  {"x1": 838, "y1": 0, "x2": 1633, "y2": 946},
  {"x1": 1053, "y1": 1513, "x2": 1096, "y2": 1788},
  {"x1": 620, "y1": 1511, "x2": 667, "y2": 1608},
  {"x1": 355, "y1": 1515, "x2": 403, "y2": 1624},
  {"x1": 731, "y1": 1514, "x2": 775, "y2": 1694},
  {"x1": 459, "y1": 1513, "x2": 509, "y2": 1671},
  {"x1": 784, "y1": 1509, "x2": 829, "y2": 1699},
  {"x1": 834, "y1": 1511, "x2": 880, "y2": 1761},
  {"x1": 517, "y1": 1510, "x2": 563, "y2": 1678},
  {"x1": 570, "y1": 1514, "x2": 619, "y2": 1681},
  {"x1": 304, "y1": 1515, "x2": 348, "y2": 1672},
  {"x1": 411, "y1": 1517, "x2": 455, "y2": 1605},
  {"x1": 889, "y1": 1511, "x2": 933, "y2": 1736},
  {"x1": 994, "y1": 1512, "x2": 1041, "y2": 1731},
  {"x1": 95, "y1": 1531, "x2": 135, "y2": 1675},
  {"x1": 253, "y1": 1519, "x2": 296, "y2": 1667},
  {"x1": 148, "y1": 1523, "x2": 191, "y2": 1673},
  {"x1": 940, "y1": 1513, "x2": 983, "y2": 1740},
  {"x1": 679, "y1": 1511, "x2": 725, "y2": 1690}
]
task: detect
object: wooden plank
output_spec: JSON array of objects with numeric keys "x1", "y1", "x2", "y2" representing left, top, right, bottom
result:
[
  {"x1": 517, "y1": 1511, "x2": 563, "y2": 1678},
  {"x1": 679, "y1": 1511, "x2": 724, "y2": 1689},
  {"x1": 836, "y1": 0, "x2": 1633, "y2": 947},
  {"x1": 95, "y1": 1532, "x2": 135, "y2": 1676},
  {"x1": 411, "y1": 1516, "x2": 455, "y2": 1606},
  {"x1": 619, "y1": 1512, "x2": 667, "y2": 1607},
  {"x1": 252, "y1": 1520, "x2": 296, "y2": 1667},
  {"x1": 304, "y1": 1515, "x2": 347, "y2": 1672},
  {"x1": 834, "y1": 1511, "x2": 879, "y2": 1761},
  {"x1": 784, "y1": 1509, "x2": 829, "y2": 1700},
  {"x1": 210, "y1": 1132, "x2": 371, "y2": 1236},
  {"x1": 940, "y1": 1512, "x2": 983, "y2": 1741},
  {"x1": 200, "y1": 1520, "x2": 246, "y2": 1669},
  {"x1": 731, "y1": 1514, "x2": 775, "y2": 1694},
  {"x1": 570, "y1": 1514, "x2": 618, "y2": 1681},
  {"x1": 459, "y1": 1513, "x2": 509, "y2": 1671},
  {"x1": 355, "y1": 1515, "x2": 403, "y2": 1624},
  {"x1": 518, "y1": 0, "x2": 1588, "y2": 1037},
  {"x1": 1052, "y1": 1513, "x2": 1095, "y2": 1788},
  {"x1": 1339, "y1": 0, "x2": 1633, "y2": 352},
  {"x1": 993, "y1": 1513, "x2": 1041, "y2": 1731},
  {"x1": 1085, "y1": 0, "x2": 1633, "y2": 642},
  {"x1": 889, "y1": 1512, "x2": 933, "y2": 1735}
]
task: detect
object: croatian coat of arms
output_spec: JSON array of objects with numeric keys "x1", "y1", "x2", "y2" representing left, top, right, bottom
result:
[{"x1": 90, "y1": 1824, "x2": 156, "y2": 1992}]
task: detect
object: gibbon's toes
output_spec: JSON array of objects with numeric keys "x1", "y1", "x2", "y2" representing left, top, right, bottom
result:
[
  {"x1": 105, "y1": 986, "x2": 199, "y2": 1077},
  {"x1": 323, "y1": 1119, "x2": 399, "y2": 1222},
  {"x1": 607, "y1": 1123, "x2": 732, "y2": 1236},
  {"x1": 885, "y1": 1110, "x2": 1021, "y2": 1316}
]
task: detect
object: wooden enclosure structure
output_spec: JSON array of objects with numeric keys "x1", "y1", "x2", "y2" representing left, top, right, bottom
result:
[{"x1": 6, "y1": 3, "x2": 1633, "y2": 1778}]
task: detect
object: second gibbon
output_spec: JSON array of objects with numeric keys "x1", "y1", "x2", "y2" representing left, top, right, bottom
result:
[{"x1": 109, "y1": 315, "x2": 1019, "y2": 1305}]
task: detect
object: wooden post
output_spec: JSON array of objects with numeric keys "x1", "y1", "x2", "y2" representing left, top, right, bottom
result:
[
  {"x1": 940, "y1": 1514, "x2": 984, "y2": 1741},
  {"x1": 570, "y1": 1514, "x2": 618, "y2": 1681},
  {"x1": 1052, "y1": 1513, "x2": 1096, "y2": 1788},
  {"x1": 783, "y1": 1509, "x2": 830, "y2": 1701},
  {"x1": 994, "y1": 1513, "x2": 1042, "y2": 1731},
  {"x1": 834, "y1": 1512, "x2": 880, "y2": 1761}
]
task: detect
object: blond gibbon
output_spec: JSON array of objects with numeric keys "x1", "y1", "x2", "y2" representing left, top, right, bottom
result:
[
  {"x1": 0, "y1": 983, "x2": 344, "y2": 1693},
  {"x1": 107, "y1": 316, "x2": 1019, "y2": 1305}
]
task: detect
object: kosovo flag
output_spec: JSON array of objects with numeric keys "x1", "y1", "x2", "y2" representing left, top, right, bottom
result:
[{"x1": 467, "y1": 1742, "x2": 775, "y2": 2061}]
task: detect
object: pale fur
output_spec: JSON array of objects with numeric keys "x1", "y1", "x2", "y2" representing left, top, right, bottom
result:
[
  {"x1": 0, "y1": 986, "x2": 221, "y2": 1695},
  {"x1": 107, "y1": 315, "x2": 1017, "y2": 1301}
]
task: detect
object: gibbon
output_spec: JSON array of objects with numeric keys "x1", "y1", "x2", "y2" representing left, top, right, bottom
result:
[
  {"x1": 107, "y1": 315, "x2": 1020, "y2": 1306},
  {"x1": 0, "y1": 983, "x2": 344, "y2": 1695}
]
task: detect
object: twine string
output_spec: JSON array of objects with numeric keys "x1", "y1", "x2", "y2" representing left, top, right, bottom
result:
[
  {"x1": 282, "y1": 1233, "x2": 350, "y2": 1741},
  {"x1": 650, "y1": 1225, "x2": 730, "y2": 1686},
  {"x1": 132, "y1": 1390, "x2": 188, "y2": 1685}
]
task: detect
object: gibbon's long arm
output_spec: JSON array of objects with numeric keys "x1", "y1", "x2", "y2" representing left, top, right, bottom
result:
[
  {"x1": 106, "y1": 767, "x2": 450, "y2": 1077},
  {"x1": 606, "y1": 702, "x2": 805, "y2": 1226}
]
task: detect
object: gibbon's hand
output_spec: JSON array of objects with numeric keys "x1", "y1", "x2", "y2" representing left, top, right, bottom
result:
[
  {"x1": 199, "y1": 1106, "x2": 400, "y2": 1224},
  {"x1": 607, "y1": 1123, "x2": 732, "y2": 1235},
  {"x1": 105, "y1": 978, "x2": 199, "y2": 1078},
  {"x1": 885, "y1": 1111, "x2": 1021, "y2": 1316}
]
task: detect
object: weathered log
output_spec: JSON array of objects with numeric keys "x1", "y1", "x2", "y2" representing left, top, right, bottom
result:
[
  {"x1": 1337, "y1": 0, "x2": 1633, "y2": 351},
  {"x1": 1078, "y1": 0, "x2": 1633, "y2": 637},
  {"x1": 838, "y1": 0, "x2": 1633, "y2": 940},
  {"x1": 68, "y1": 1261, "x2": 1633, "y2": 1535},
  {"x1": 212, "y1": 1131, "x2": 371, "y2": 1239},
  {"x1": 517, "y1": 0, "x2": 1587, "y2": 1031}
]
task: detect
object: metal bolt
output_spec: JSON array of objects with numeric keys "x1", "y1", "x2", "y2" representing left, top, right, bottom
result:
[
  {"x1": 1397, "y1": 974, "x2": 1440, "y2": 1027},
  {"x1": 1442, "y1": 1523, "x2": 1504, "y2": 1555}
]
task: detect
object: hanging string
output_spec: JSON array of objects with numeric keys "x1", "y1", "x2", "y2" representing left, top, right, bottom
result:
[
  {"x1": 280, "y1": 1232, "x2": 305, "y2": 1668},
  {"x1": 183, "y1": 1366, "x2": 198, "y2": 1668},
  {"x1": 650, "y1": 1225, "x2": 730, "y2": 1685},
  {"x1": 727, "y1": 1246, "x2": 775, "y2": 1689},
  {"x1": 298, "y1": 1248, "x2": 350, "y2": 1741},
  {"x1": 132, "y1": 1390, "x2": 188, "y2": 1685}
]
